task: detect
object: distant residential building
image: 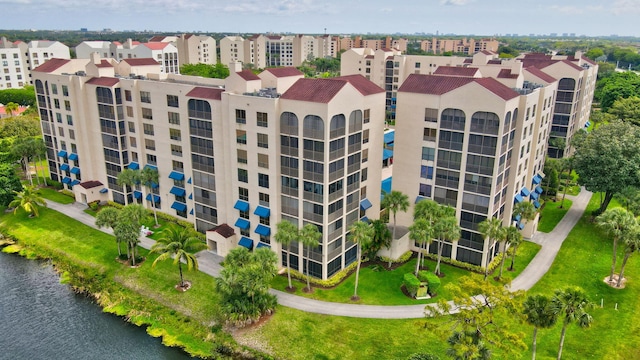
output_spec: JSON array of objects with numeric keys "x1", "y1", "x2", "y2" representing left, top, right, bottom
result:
[
  {"x1": 76, "y1": 39, "x2": 179, "y2": 74},
  {"x1": 0, "y1": 37, "x2": 70, "y2": 89},
  {"x1": 175, "y1": 34, "x2": 217, "y2": 66},
  {"x1": 420, "y1": 38, "x2": 499, "y2": 55}
]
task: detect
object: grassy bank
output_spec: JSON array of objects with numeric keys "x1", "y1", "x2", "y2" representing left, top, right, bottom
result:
[
  {"x1": 538, "y1": 198, "x2": 573, "y2": 233},
  {"x1": 0, "y1": 207, "x2": 269, "y2": 360}
]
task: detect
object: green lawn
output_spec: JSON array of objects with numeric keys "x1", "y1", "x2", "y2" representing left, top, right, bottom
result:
[
  {"x1": 537, "y1": 198, "x2": 573, "y2": 233},
  {"x1": 38, "y1": 187, "x2": 75, "y2": 204}
]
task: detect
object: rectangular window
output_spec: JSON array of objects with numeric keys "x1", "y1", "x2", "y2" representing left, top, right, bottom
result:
[
  {"x1": 170, "y1": 144, "x2": 182, "y2": 157},
  {"x1": 362, "y1": 129, "x2": 369, "y2": 144},
  {"x1": 125, "y1": 90, "x2": 132, "y2": 101},
  {"x1": 51, "y1": 84, "x2": 58, "y2": 94},
  {"x1": 236, "y1": 129, "x2": 247, "y2": 144},
  {"x1": 258, "y1": 153, "x2": 269, "y2": 168},
  {"x1": 168, "y1": 112, "x2": 180, "y2": 125},
  {"x1": 166, "y1": 95, "x2": 179, "y2": 107},
  {"x1": 54, "y1": 99, "x2": 60, "y2": 109},
  {"x1": 257, "y1": 133, "x2": 269, "y2": 148},
  {"x1": 126, "y1": 106, "x2": 133, "y2": 117},
  {"x1": 425, "y1": 108, "x2": 438, "y2": 122},
  {"x1": 142, "y1": 108, "x2": 153, "y2": 120},
  {"x1": 169, "y1": 128, "x2": 181, "y2": 141},
  {"x1": 144, "y1": 138, "x2": 156, "y2": 150},
  {"x1": 421, "y1": 147, "x2": 435, "y2": 161},
  {"x1": 172, "y1": 160, "x2": 184, "y2": 171},
  {"x1": 140, "y1": 91, "x2": 151, "y2": 103},
  {"x1": 66, "y1": 115, "x2": 73, "y2": 125},
  {"x1": 257, "y1": 112, "x2": 268, "y2": 127},
  {"x1": 62, "y1": 85, "x2": 69, "y2": 96},
  {"x1": 236, "y1": 109, "x2": 246, "y2": 124},
  {"x1": 423, "y1": 128, "x2": 437, "y2": 142},
  {"x1": 239, "y1": 187, "x2": 249, "y2": 201},
  {"x1": 259, "y1": 192, "x2": 270, "y2": 207},
  {"x1": 143, "y1": 123, "x2": 154, "y2": 135},
  {"x1": 129, "y1": 137, "x2": 137, "y2": 148},
  {"x1": 128, "y1": 121, "x2": 135, "y2": 133},
  {"x1": 258, "y1": 173, "x2": 269, "y2": 188},
  {"x1": 238, "y1": 169, "x2": 248, "y2": 183},
  {"x1": 237, "y1": 149, "x2": 248, "y2": 164},
  {"x1": 363, "y1": 109, "x2": 370, "y2": 124}
]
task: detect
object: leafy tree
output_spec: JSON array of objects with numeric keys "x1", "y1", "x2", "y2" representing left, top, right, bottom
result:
[
  {"x1": 523, "y1": 294, "x2": 558, "y2": 360},
  {"x1": 505, "y1": 226, "x2": 524, "y2": 272},
  {"x1": 299, "y1": 223, "x2": 321, "y2": 291},
  {"x1": 10, "y1": 137, "x2": 38, "y2": 186},
  {"x1": 589, "y1": 109, "x2": 615, "y2": 130},
  {"x1": 0, "y1": 113, "x2": 41, "y2": 139},
  {"x1": 363, "y1": 219, "x2": 391, "y2": 260},
  {"x1": 615, "y1": 186, "x2": 640, "y2": 216},
  {"x1": 609, "y1": 96, "x2": 640, "y2": 125},
  {"x1": 179, "y1": 63, "x2": 230, "y2": 79},
  {"x1": 433, "y1": 212, "x2": 460, "y2": 276},
  {"x1": 426, "y1": 275, "x2": 526, "y2": 359},
  {"x1": 95, "y1": 207, "x2": 122, "y2": 255},
  {"x1": 150, "y1": 225, "x2": 207, "y2": 288},
  {"x1": 117, "y1": 204, "x2": 149, "y2": 264},
  {"x1": 117, "y1": 168, "x2": 140, "y2": 204},
  {"x1": 478, "y1": 217, "x2": 505, "y2": 280},
  {"x1": 0, "y1": 164, "x2": 23, "y2": 206},
  {"x1": 9, "y1": 185, "x2": 46, "y2": 217},
  {"x1": 584, "y1": 48, "x2": 604, "y2": 60},
  {"x1": 548, "y1": 137, "x2": 566, "y2": 158},
  {"x1": 3, "y1": 102, "x2": 19, "y2": 116},
  {"x1": 348, "y1": 221, "x2": 374, "y2": 300},
  {"x1": 0, "y1": 86, "x2": 36, "y2": 106},
  {"x1": 594, "y1": 71, "x2": 640, "y2": 111},
  {"x1": 274, "y1": 220, "x2": 299, "y2": 290},
  {"x1": 596, "y1": 206, "x2": 637, "y2": 284},
  {"x1": 216, "y1": 247, "x2": 278, "y2": 326},
  {"x1": 409, "y1": 218, "x2": 433, "y2": 276},
  {"x1": 140, "y1": 166, "x2": 160, "y2": 225},
  {"x1": 616, "y1": 225, "x2": 640, "y2": 287},
  {"x1": 550, "y1": 287, "x2": 594, "y2": 360},
  {"x1": 573, "y1": 121, "x2": 640, "y2": 214},
  {"x1": 381, "y1": 190, "x2": 410, "y2": 268}
]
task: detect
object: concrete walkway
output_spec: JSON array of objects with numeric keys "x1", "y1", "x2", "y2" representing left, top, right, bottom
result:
[{"x1": 45, "y1": 189, "x2": 591, "y2": 319}]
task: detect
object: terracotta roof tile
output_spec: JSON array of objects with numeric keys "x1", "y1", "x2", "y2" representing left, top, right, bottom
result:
[
  {"x1": 487, "y1": 59, "x2": 502, "y2": 64},
  {"x1": 237, "y1": 70, "x2": 260, "y2": 81},
  {"x1": 281, "y1": 78, "x2": 346, "y2": 103},
  {"x1": 211, "y1": 224, "x2": 235, "y2": 238},
  {"x1": 85, "y1": 77, "x2": 120, "y2": 87},
  {"x1": 399, "y1": 74, "x2": 518, "y2": 100},
  {"x1": 143, "y1": 42, "x2": 170, "y2": 50},
  {"x1": 523, "y1": 66, "x2": 556, "y2": 83},
  {"x1": 463, "y1": 58, "x2": 473, "y2": 64},
  {"x1": 186, "y1": 86, "x2": 223, "y2": 100},
  {"x1": 95, "y1": 59, "x2": 113, "y2": 68},
  {"x1": 335, "y1": 74, "x2": 384, "y2": 96},
  {"x1": 148, "y1": 36, "x2": 166, "y2": 42},
  {"x1": 122, "y1": 58, "x2": 159, "y2": 66},
  {"x1": 433, "y1": 66, "x2": 479, "y2": 77},
  {"x1": 497, "y1": 68, "x2": 518, "y2": 79},
  {"x1": 263, "y1": 67, "x2": 303, "y2": 77},
  {"x1": 581, "y1": 56, "x2": 596, "y2": 65},
  {"x1": 474, "y1": 77, "x2": 519, "y2": 100},
  {"x1": 79, "y1": 180, "x2": 103, "y2": 189},
  {"x1": 480, "y1": 50, "x2": 495, "y2": 55},
  {"x1": 560, "y1": 59, "x2": 585, "y2": 71},
  {"x1": 32, "y1": 58, "x2": 70, "y2": 73}
]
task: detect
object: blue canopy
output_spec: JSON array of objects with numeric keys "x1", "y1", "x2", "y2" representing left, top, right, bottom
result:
[
  {"x1": 150, "y1": 182, "x2": 159, "y2": 189},
  {"x1": 513, "y1": 214, "x2": 522, "y2": 222},
  {"x1": 57, "y1": 150, "x2": 67, "y2": 158},
  {"x1": 521, "y1": 187, "x2": 531, "y2": 197},
  {"x1": 144, "y1": 164, "x2": 158, "y2": 171},
  {"x1": 234, "y1": 200, "x2": 249, "y2": 212},
  {"x1": 255, "y1": 224, "x2": 271, "y2": 236},
  {"x1": 187, "y1": 177, "x2": 192, "y2": 184},
  {"x1": 534, "y1": 200, "x2": 541, "y2": 209},
  {"x1": 170, "y1": 186, "x2": 186, "y2": 197},
  {"x1": 514, "y1": 194, "x2": 524, "y2": 203},
  {"x1": 532, "y1": 174, "x2": 542, "y2": 185},
  {"x1": 383, "y1": 131, "x2": 395, "y2": 145},
  {"x1": 188, "y1": 193, "x2": 193, "y2": 200},
  {"x1": 70, "y1": 167, "x2": 80, "y2": 175},
  {"x1": 381, "y1": 177, "x2": 392, "y2": 194},
  {"x1": 59, "y1": 163, "x2": 70, "y2": 171},
  {"x1": 168, "y1": 171, "x2": 185, "y2": 181},
  {"x1": 254, "y1": 206, "x2": 270, "y2": 218},
  {"x1": 415, "y1": 196, "x2": 427, "y2": 204},
  {"x1": 99, "y1": 188, "x2": 108, "y2": 194},
  {"x1": 535, "y1": 186, "x2": 544, "y2": 194},
  {"x1": 360, "y1": 216, "x2": 369, "y2": 223},
  {"x1": 133, "y1": 190, "x2": 142, "y2": 199},
  {"x1": 530, "y1": 192, "x2": 540, "y2": 200},
  {"x1": 189, "y1": 209, "x2": 194, "y2": 215},
  {"x1": 518, "y1": 222, "x2": 525, "y2": 230},
  {"x1": 256, "y1": 242, "x2": 271, "y2": 249},
  {"x1": 68, "y1": 153, "x2": 78, "y2": 161},
  {"x1": 235, "y1": 218, "x2": 250, "y2": 229},
  {"x1": 127, "y1": 162, "x2": 139, "y2": 170},
  {"x1": 360, "y1": 198, "x2": 372, "y2": 210},
  {"x1": 383, "y1": 148, "x2": 394, "y2": 161},
  {"x1": 171, "y1": 202, "x2": 187, "y2": 212},
  {"x1": 145, "y1": 193, "x2": 161, "y2": 203},
  {"x1": 238, "y1": 237, "x2": 253, "y2": 249},
  {"x1": 70, "y1": 180, "x2": 80, "y2": 186},
  {"x1": 62, "y1": 177, "x2": 71, "y2": 184}
]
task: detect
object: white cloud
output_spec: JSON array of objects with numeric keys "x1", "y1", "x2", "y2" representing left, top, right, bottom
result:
[
  {"x1": 611, "y1": 0, "x2": 640, "y2": 15},
  {"x1": 440, "y1": 0, "x2": 473, "y2": 5}
]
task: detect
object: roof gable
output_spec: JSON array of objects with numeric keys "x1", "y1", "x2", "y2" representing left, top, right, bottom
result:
[
  {"x1": 434, "y1": 66, "x2": 480, "y2": 77},
  {"x1": 32, "y1": 58, "x2": 71, "y2": 73},
  {"x1": 122, "y1": 58, "x2": 159, "y2": 66},
  {"x1": 281, "y1": 78, "x2": 347, "y2": 103},
  {"x1": 263, "y1": 67, "x2": 303, "y2": 77},
  {"x1": 237, "y1": 70, "x2": 261, "y2": 81},
  {"x1": 334, "y1": 74, "x2": 384, "y2": 96},
  {"x1": 85, "y1": 77, "x2": 120, "y2": 87},
  {"x1": 398, "y1": 74, "x2": 475, "y2": 95},
  {"x1": 186, "y1": 87, "x2": 223, "y2": 101},
  {"x1": 523, "y1": 66, "x2": 556, "y2": 83},
  {"x1": 143, "y1": 42, "x2": 170, "y2": 50},
  {"x1": 474, "y1": 77, "x2": 519, "y2": 100}
]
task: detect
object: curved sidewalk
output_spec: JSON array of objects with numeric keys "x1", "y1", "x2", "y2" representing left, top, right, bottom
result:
[{"x1": 46, "y1": 189, "x2": 591, "y2": 319}]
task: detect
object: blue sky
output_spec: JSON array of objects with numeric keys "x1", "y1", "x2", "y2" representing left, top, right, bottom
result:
[{"x1": 1, "y1": 0, "x2": 637, "y2": 37}]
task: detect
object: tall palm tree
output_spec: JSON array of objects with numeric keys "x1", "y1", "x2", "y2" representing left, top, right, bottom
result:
[
  {"x1": 504, "y1": 226, "x2": 524, "y2": 272},
  {"x1": 117, "y1": 168, "x2": 140, "y2": 205},
  {"x1": 513, "y1": 201, "x2": 536, "y2": 227},
  {"x1": 9, "y1": 185, "x2": 46, "y2": 217},
  {"x1": 95, "y1": 207, "x2": 122, "y2": 256},
  {"x1": 478, "y1": 217, "x2": 505, "y2": 280},
  {"x1": 348, "y1": 220, "x2": 374, "y2": 300},
  {"x1": 299, "y1": 223, "x2": 321, "y2": 292},
  {"x1": 140, "y1": 166, "x2": 160, "y2": 226},
  {"x1": 118, "y1": 204, "x2": 149, "y2": 263},
  {"x1": 150, "y1": 226, "x2": 207, "y2": 288},
  {"x1": 434, "y1": 214, "x2": 460, "y2": 276},
  {"x1": 550, "y1": 287, "x2": 594, "y2": 360},
  {"x1": 274, "y1": 220, "x2": 299, "y2": 290},
  {"x1": 365, "y1": 219, "x2": 391, "y2": 260},
  {"x1": 4, "y1": 102, "x2": 19, "y2": 116},
  {"x1": 414, "y1": 199, "x2": 441, "y2": 268},
  {"x1": 381, "y1": 190, "x2": 409, "y2": 268},
  {"x1": 409, "y1": 218, "x2": 433, "y2": 276},
  {"x1": 595, "y1": 207, "x2": 637, "y2": 283},
  {"x1": 523, "y1": 294, "x2": 558, "y2": 360},
  {"x1": 616, "y1": 225, "x2": 640, "y2": 287}
]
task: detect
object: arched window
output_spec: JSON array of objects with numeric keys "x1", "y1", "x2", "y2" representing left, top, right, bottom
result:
[
  {"x1": 96, "y1": 87, "x2": 113, "y2": 104},
  {"x1": 504, "y1": 111, "x2": 511, "y2": 134},
  {"x1": 35, "y1": 80, "x2": 45, "y2": 94},
  {"x1": 303, "y1": 115, "x2": 324, "y2": 139},
  {"x1": 348, "y1": 110, "x2": 362, "y2": 133},
  {"x1": 280, "y1": 112, "x2": 298, "y2": 135},
  {"x1": 512, "y1": 108, "x2": 519, "y2": 130},
  {"x1": 330, "y1": 114, "x2": 346, "y2": 139},
  {"x1": 470, "y1": 111, "x2": 500, "y2": 135},
  {"x1": 188, "y1": 99, "x2": 212, "y2": 120},
  {"x1": 558, "y1": 78, "x2": 576, "y2": 91},
  {"x1": 441, "y1": 109, "x2": 466, "y2": 131}
]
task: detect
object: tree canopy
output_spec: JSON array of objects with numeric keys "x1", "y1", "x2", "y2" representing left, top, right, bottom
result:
[
  {"x1": 595, "y1": 71, "x2": 640, "y2": 111},
  {"x1": 179, "y1": 63, "x2": 230, "y2": 79}
]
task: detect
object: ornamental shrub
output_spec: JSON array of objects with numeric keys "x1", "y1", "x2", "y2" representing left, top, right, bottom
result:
[
  {"x1": 403, "y1": 273, "x2": 420, "y2": 298},
  {"x1": 424, "y1": 272, "x2": 441, "y2": 295}
]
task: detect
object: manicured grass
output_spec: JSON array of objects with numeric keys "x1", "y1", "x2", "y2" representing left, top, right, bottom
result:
[
  {"x1": 537, "y1": 198, "x2": 573, "y2": 233},
  {"x1": 38, "y1": 187, "x2": 75, "y2": 204}
]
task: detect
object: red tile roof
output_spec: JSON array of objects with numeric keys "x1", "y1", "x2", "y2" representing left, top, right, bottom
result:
[
  {"x1": 581, "y1": 56, "x2": 596, "y2": 65},
  {"x1": 0, "y1": 105, "x2": 27, "y2": 116},
  {"x1": 143, "y1": 42, "x2": 170, "y2": 50},
  {"x1": 463, "y1": 58, "x2": 473, "y2": 64},
  {"x1": 95, "y1": 59, "x2": 113, "y2": 68},
  {"x1": 365, "y1": 55, "x2": 374, "y2": 59},
  {"x1": 237, "y1": 70, "x2": 260, "y2": 81},
  {"x1": 487, "y1": 59, "x2": 502, "y2": 65},
  {"x1": 433, "y1": 66, "x2": 479, "y2": 77},
  {"x1": 497, "y1": 69, "x2": 519, "y2": 79},
  {"x1": 399, "y1": 74, "x2": 518, "y2": 100},
  {"x1": 281, "y1": 75, "x2": 383, "y2": 103},
  {"x1": 267, "y1": 35, "x2": 282, "y2": 40},
  {"x1": 480, "y1": 50, "x2": 495, "y2": 55},
  {"x1": 32, "y1": 58, "x2": 70, "y2": 73},
  {"x1": 122, "y1": 58, "x2": 159, "y2": 66},
  {"x1": 523, "y1": 66, "x2": 556, "y2": 83},
  {"x1": 474, "y1": 77, "x2": 519, "y2": 100},
  {"x1": 148, "y1": 36, "x2": 166, "y2": 42},
  {"x1": 186, "y1": 87, "x2": 223, "y2": 100},
  {"x1": 263, "y1": 67, "x2": 303, "y2": 77},
  {"x1": 79, "y1": 180, "x2": 103, "y2": 189},
  {"x1": 335, "y1": 74, "x2": 384, "y2": 96},
  {"x1": 560, "y1": 59, "x2": 585, "y2": 71},
  {"x1": 211, "y1": 224, "x2": 235, "y2": 238},
  {"x1": 85, "y1": 77, "x2": 120, "y2": 87}
]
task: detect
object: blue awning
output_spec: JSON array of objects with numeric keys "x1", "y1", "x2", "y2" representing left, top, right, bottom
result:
[
  {"x1": 515, "y1": 194, "x2": 524, "y2": 203},
  {"x1": 534, "y1": 200, "x2": 541, "y2": 209},
  {"x1": 513, "y1": 214, "x2": 522, "y2": 222},
  {"x1": 234, "y1": 200, "x2": 249, "y2": 212},
  {"x1": 144, "y1": 164, "x2": 157, "y2": 171},
  {"x1": 360, "y1": 198, "x2": 372, "y2": 210},
  {"x1": 521, "y1": 187, "x2": 531, "y2": 197},
  {"x1": 585, "y1": 121, "x2": 591, "y2": 128},
  {"x1": 170, "y1": 186, "x2": 186, "y2": 197},
  {"x1": 187, "y1": 177, "x2": 192, "y2": 184},
  {"x1": 238, "y1": 237, "x2": 254, "y2": 249},
  {"x1": 99, "y1": 188, "x2": 108, "y2": 194},
  {"x1": 235, "y1": 218, "x2": 250, "y2": 229},
  {"x1": 255, "y1": 224, "x2": 271, "y2": 236},
  {"x1": 532, "y1": 174, "x2": 542, "y2": 185},
  {"x1": 535, "y1": 186, "x2": 543, "y2": 194},
  {"x1": 145, "y1": 193, "x2": 161, "y2": 203},
  {"x1": 256, "y1": 242, "x2": 271, "y2": 249},
  {"x1": 70, "y1": 180, "x2": 80, "y2": 186},
  {"x1": 188, "y1": 193, "x2": 193, "y2": 200},
  {"x1": 133, "y1": 190, "x2": 142, "y2": 199},
  {"x1": 415, "y1": 196, "x2": 427, "y2": 204},
  {"x1": 530, "y1": 192, "x2": 540, "y2": 200},
  {"x1": 150, "y1": 182, "x2": 159, "y2": 189},
  {"x1": 254, "y1": 206, "x2": 270, "y2": 218},
  {"x1": 381, "y1": 177, "x2": 392, "y2": 194},
  {"x1": 189, "y1": 209, "x2": 194, "y2": 215},
  {"x1": 518, "y1": 222, "x2": 525, "y2": 230},
  {"x1": 384, "y1": 131, "x2": 395, "y2": 144},
  {"x1": 171, "y1": 201, "x2": 187, "y2": 212},
  {"x1": 62, "y1": 177, "x2": 71, "y2": 184},
  {"x1": 168, "y1": 171, "x2": 184, "y2": 181},
  {"x1": 128, "y1": 162, "x2": 139, "y2": 170},
  {"x1": 360, "y1": 216, "x2": 369, "y2": 223},
  {"x1": 59, "y1": 163, "x2": 70, "y2": 171},
  {"x1": 68, "y1": 153, "x2": 78, "y2": 161},
  {"x1": 57, "y1": 150, "x2": 67, "y2": 158},
  {"x1": 70, "y1": 167, "x2": 80, "y2": 175},
  {"x1": 383, "y1": 148, "x2": 394, "y2": 161}
]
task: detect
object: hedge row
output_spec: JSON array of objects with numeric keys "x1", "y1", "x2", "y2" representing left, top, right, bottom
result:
[{"x1": 421, "y1": 251, "x2": 504, "y2": 274}]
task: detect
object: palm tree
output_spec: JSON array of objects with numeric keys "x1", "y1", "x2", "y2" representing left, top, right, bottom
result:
[
  {"x1": 274, "y1": 220, "x2": 299, "y2": 291},
  {"x1": 365, "y1": 219, "x2": 391, "y2": 260},
  {"x1": 478, "y1": 217, "x2": 505, "y2": 280},
  {"x1": 616, "y1": 225, "x2": 640, "y2": 287},
  {"x1": 117, "y1": 168, "x2": 140, "y2": 205},
  {"x1": 550, "y1": 287, "x2": 594, "y2": 360},
  {"x1": 381, "y1": 190, "x2": 409, "y2": 268},
  {"x1": 434, "y1": 214, "x2": 460, "y2": 276},
  {"x1": 95, "y1": 207, "x2": 123, "y2": 256},
  {"x1": 513, "y1": 201, "x2": 536, "y2": 227},
  {"x1": 299, "y1": 223, "x2": 321, "y2": 292},
  {"x1": 9, "y1": 185, "x2": 46, "y2": 217},
  {"x1": 150, "y1": 226, "x2": 207, "y2": 288},
  {"x1": 595, "y1": 207, "x2": 637, "y2": 284},
  {"x1": 409, "y1": 218, "x2": 433, "y2": 276},
  {"x1": 523, "y1": 294, "x2": 558, "y2": 360},
  {"x1": 140, "y1": 166, "x2": 160, "y2": 226},
  {"x1": 118, "y1": 204, "x2": 149, "y2": 263},
  {"x1": 348, "y1": 220, "x2": 374, "y2": 300},
  {"x1": 4, "y1": 102, "x2": 19, "y2": 116},
  {"x1": 505, "y1": 226, "x2": 524, "y2": 272},
  {"x1": 414, "y1": 199, "x2": 441, "y2": 268}
]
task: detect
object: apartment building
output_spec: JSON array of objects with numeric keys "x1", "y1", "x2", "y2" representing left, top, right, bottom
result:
[
  {"x1": 33, "y1": 56, "x2": 384, "y2": 280},
  {"x1": 77, "y1": 39, "x2": 179, "y2": 74},
  {"x1": 175, "y1": 34, "x2": 217, "y2": 66},
  {"x1": 337, "y1": 36, "x2": 408, "y2": 53},
  {"x1": 0, "y1": 37, "x2": 70, "y2": 89},
  {"x1": 420, "y1": 38, "x2": 499, "y2": 55}
]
